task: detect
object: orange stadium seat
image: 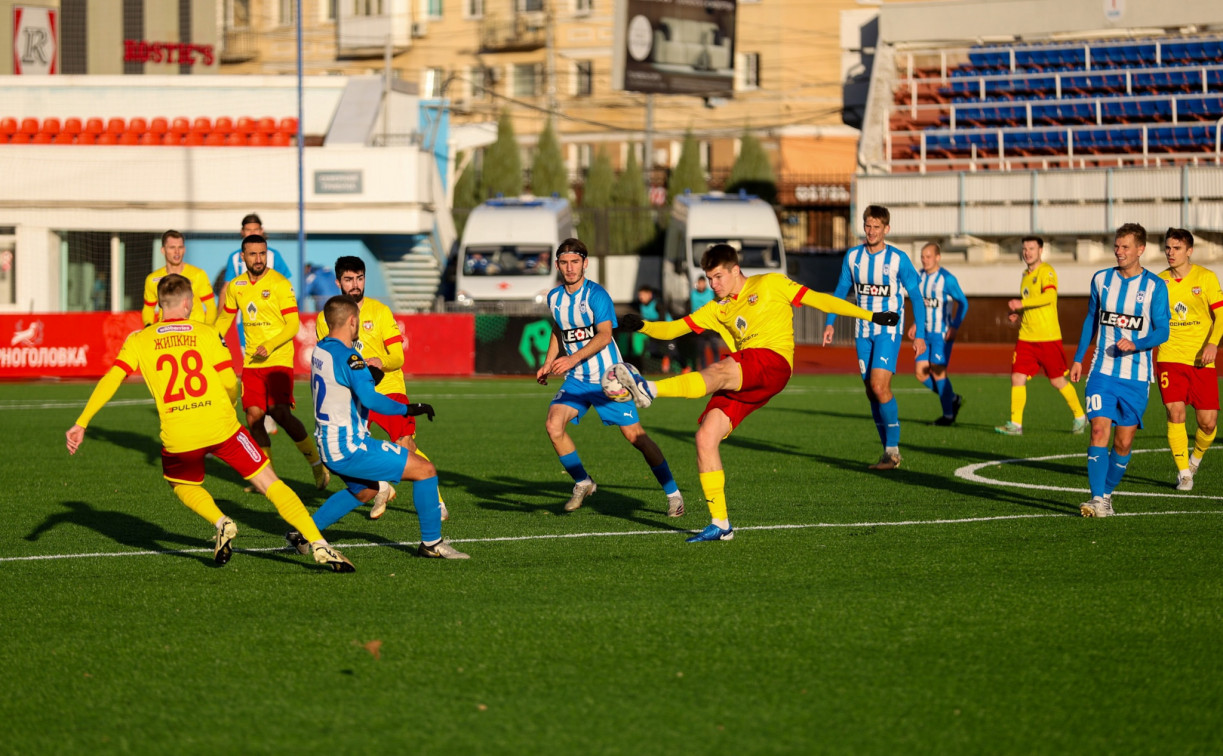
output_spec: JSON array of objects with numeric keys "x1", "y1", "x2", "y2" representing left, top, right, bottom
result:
[
  {"x1": 62, "y1": 117, "x2": 82, "y2": 136},
  {"x1": 9, "y1": 132, "x2": 30, "y2": 144},
  {"x1": 203, "y1": 132, "x2": 225, "y2": 146},
  {"x1": 170, "y1": 117, "x2": 190, "y2": 137},
  {"x1": 0, "y1": 117, "x2": 16, "y2": 138},
  {"x1": 248, "y1": 133, "x2": 269, "y2": 147},
  {"x1": 224, "y1": 132, "x2": 247, "y2": 146},
  {"x1": 148, "y1": 117, "x2": 169, "y2": 136},
  {"x1": 20, "y1": 118, "x2": 39, "y2": 136},
  {"x1": 52, "y1": 132, "x2": 75, "y2": 144},
  {"x1": 235, "y1": 116, "x2": 256, "y2": 136},
  {"x1": 191, "y1": 117, "x2": 212, "y2": 134},
  {"x1": 138, "y1": 132, "x2": 158, "y2": 145},
  {"x1": 213, "y1": 116, "x2": 234, "y2": 134},
  {"x1": 32, "y1": 132, "x2": 52, "y2": 144},
  {"x1": 256, "y1": 117, "x2": 277, "y2": 135},
  {"x1": 160, "y1": 133, "x2": 181, "y2": 146},
  {"x1": 95, "y1": 133, "x2": 118, "y2": 145},
  {"x1": 105, "y1": 117, "x2": 126, "y2": 135},
  {"x1": 183, "y1": 132, "x2": 205, "y2": 146},
  {"x1": 270, "y1": 132, "x2": 291, "y2": 147},
  {"x1": 76, "y1": 133, "x2": 96, "y2": 145},
  {"x1": 277, "y1": 117, "x2": 298, "y2": 136},
  {"x1": 40, "y1": 117, "x2": 61, "y2": 136},
  {"x1": 84, "y1": 117, "x2": 105, "y2": 136},
  {"x1": 118, "y1": 132, "x2": 139, "y2": 145},
  {"x1": 128, "y1": 117, "x2": 149, "y2": 134}
]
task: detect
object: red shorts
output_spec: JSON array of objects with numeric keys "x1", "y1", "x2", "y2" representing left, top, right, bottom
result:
[
  {"x1": 241, "y1": 365, "x2": 295, "y2": 411},
  {"x1": 162, "y1": 427, "x2": 269, "y2": 485},
  {"x1": 1012, "y1": 339, "x2": 1068, "y2": 379},
  {"x1": 1157, "y1": 362, "x2": 1219, "y2": 410},
  {"x1": 368, "y1": 392, "x2": 416, "y2": 441},
  {"x1": 699, "y1": 348, "x2": 792, "y2": 430}
]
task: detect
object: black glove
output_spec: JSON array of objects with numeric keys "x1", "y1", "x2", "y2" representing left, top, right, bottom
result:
[
  {"x1": 367, "y1": 366, "x2": 385, "y2": 386},
  {"x1": 872, "y1": 311, "x2": 900, "y2": 327},
  {"x1": 404, "y1": 403, "x2": 435, "y2": 421},
  {"x1": 619, "y1": 312, "x2": 645, "y2": 332}
]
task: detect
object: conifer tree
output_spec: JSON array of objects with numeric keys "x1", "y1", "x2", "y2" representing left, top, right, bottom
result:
[
  {"x1": 726, "y1": 130, "x2": 777, "y2": 204},
  {"x1": 480, "y1": 110, "x2": 523, "y2": 199},
  {"x1": 530, "y1": 119, "x2": 569, "y2": 198}
]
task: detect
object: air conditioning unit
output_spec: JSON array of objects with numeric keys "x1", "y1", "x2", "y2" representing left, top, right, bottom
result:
[{"x1": 411, "y1": 22, "x2": 428, "y2": 38}]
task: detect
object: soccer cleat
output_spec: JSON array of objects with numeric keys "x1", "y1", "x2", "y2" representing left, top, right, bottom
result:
[
  {"x1": 1071, "y1": 416, "x2": 1088, "y2": 435},
  {"x1": 1099, "y1": 494, "x2": 1115, "y2": 516},
  {"x1": 868, "y1": 451, "x2": 902, "y2": 470},
  {"x1": 1189, "y1": 454, "x2": 1203, "y2": 474},
  {"x1": 666, "y1": 491, "x2": 685, "y2": 518},
  {"x1": 213, "y1": 517, "x2": 238, "y2": 565},
  {"x1": 563, "y1": 478, "x2": 597, "y2": 512},
  {"x1": 369, "y1": 481, "x2": 396, "y2": 520},
  {"x1": 951, "y1": 393, "x2": 964, "y2": 421},
  {"x1": 611, "y1": 362, "x2": 654, "y2": 409},
  {"x1": 685, "y1": 523, "x2": 734, "y2": 542},
  {"x1": 1176, "y1": 470, "x2": 1194, "y2": 491},
  {"x1": 312, "y1": 543, "x2": 356, "y2": 572},
  {"x1": 285, "y1": 530, "x2": 311, "y2": 556},
  {"x1": 312, "y1": 462, "x2": 331, "y2": 490},
  {"x1": 1080, "y1": 495, "x2": 1114, "y2": 518},
  {"x1": 995, "y1": 421, "x2": 1023, "y2": 436},
  {"x1": 417, "y1": 538, "x2": 470, "y2": 559},
  {"x1": 439, "y1": 500, "x2": 450, "y2": 522},
  {"x1": 933, "y1": 415, "x2": 954, "y2": 426}
]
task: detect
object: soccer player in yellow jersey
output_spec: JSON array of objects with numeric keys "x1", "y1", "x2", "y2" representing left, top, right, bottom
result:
[
  {"x1": 64, "y1": 274, "x2": 354, "y2": 571},
  {"x1": 1156, "y1": 228, "x2": 1223, "y2": 490},
  {"x1": 315, "y1": 256, "x2": 449, "y2": 520},
  {"x1": 214, "y1": 235, "x2": 328, "y2": 490},
  {"x1": 996, "y1": 236, "x2": 1087, "y2": 435},
  {"x1": 611, "y1": 244, "x2": 897, "y2": 542},
  {"x1": 141, "y1": 230, "x2": 217, "y2": 326}
]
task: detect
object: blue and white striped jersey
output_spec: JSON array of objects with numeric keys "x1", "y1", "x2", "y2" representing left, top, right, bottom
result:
[
  {"x1": 547, "y1": 279, "x2": 623, "y2": 384},
  {"x1": 827, "y1": 244, "x2": 926, "y2": 339},
  {"x1": 918, "y1": 267, "x2": 969, "y2": 335},
  {"x1": 1073, "y1": 267, "x2": 1170, "y2": 383},
  {"x1": 311, "y1": 337, "x2": 408, "y2": 464}
]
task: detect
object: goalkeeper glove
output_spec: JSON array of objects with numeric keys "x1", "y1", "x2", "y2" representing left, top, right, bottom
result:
[
  {"x1": 404, "y1": 403, "x2": 435, "y2": 421},
  {"x1": 619, "y1": 312, "x2": 645, "y2": 332},
  {"x1": 872, "y1": 311, "x2": 900, "y2": 327}
]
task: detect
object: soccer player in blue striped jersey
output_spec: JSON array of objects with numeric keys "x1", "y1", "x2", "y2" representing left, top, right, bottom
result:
[
  {"x1": 909, "y1": 242, "x2": 968, "y2": 425},
  {"x1": 823, "y1": 205, "x2": 927, "y2": 469},
  {"x1": 536, "y1": 238, "x2": 683, "y2": 516},
  {"x1": 296, "y1": 295, "x2": 468, "y2": 559},
  {"x1": 1070, "y1": 223, "x2": 1170, "y2": 518}
]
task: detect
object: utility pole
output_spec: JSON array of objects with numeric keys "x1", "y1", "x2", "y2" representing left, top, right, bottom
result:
[
  {"x1": 643, "y1": 93, "x2": 654, "y2": 184},
  {"x1": 545, "y1": 0, "x2": 558, "y2": 117}
]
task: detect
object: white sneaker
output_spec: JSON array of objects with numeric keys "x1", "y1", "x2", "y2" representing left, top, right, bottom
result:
[
  {"x1": 1176, "y1": 470, "x2": 1194, "y2": 491},
  {"x1": 666, "y1": 491, "x2": 685, "y2": 518},
  {"x1": 564, "y1": 478, "x2": 597, "y2": 512},
  {"x1": 370, "y1": 481, "x2": 396, "y2": 520}
]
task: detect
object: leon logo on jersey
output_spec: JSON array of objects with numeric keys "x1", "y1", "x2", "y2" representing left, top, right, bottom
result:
[
  {"x1": 562, "y1": 326, "x2": 594, "y2": 343},
  {"x1": 923, "y1": 296, "x2": 940, "y2": 309},
  {"x1": 856, "y1": 283, "x2": 891, "y2": 297},
  {"x1": 1099, "y1": 310, "x2": 1145, "y2": 330}
]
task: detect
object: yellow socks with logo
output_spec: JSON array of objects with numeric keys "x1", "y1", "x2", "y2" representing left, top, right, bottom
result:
[
  {"x1": 699, "y1": 469, "x2": 728, "y2": 526},
  {"x1": 294, "y1": 437, "x2": 321, "y2": 466},
  {"x1": 1192, "y1": 427, "x2": 1216, "y2": 465},
  {"x1": 656, "y1": 372, "x2": 708, "y2": 399},
  {"x1": 265, "y1": 479, "x2": 324, "y2": 542},
  {"x1": 172, "y1": 484, "x2": 225, "y2": 524},
  {"x1": 1010, "y1": 385, "x2": 1027, "y2": 426},
  {"x1": 1059, "y1": 383, "x2": 1084, "y2": 417},
  {"x1": 1168, "y1": 422, "x2": 1190, "y2": 471}
]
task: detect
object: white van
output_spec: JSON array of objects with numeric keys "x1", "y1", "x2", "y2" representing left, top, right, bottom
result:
[
  {"x1": 661, "y1": 191, "x2": 786, "y2": 316},
  {"x1": 454, "y1": 196, "x2": 574, "y2": 307}
]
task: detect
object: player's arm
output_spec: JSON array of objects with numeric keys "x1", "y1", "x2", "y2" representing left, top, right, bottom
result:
[
  {"x1": 141, "y1": 275, "x2": 157, "y2": 326},
  {"x1": 1070, "y1": 275, "x2": 1102, "y2": 380},
  {"x1": 315, "y1": 311, "x2": 329, "y2": 342},
  {"x1": 350, "y1": 361, "x2": 432, "y2": 418},
  {"x1": 823, "y1": 258, "x2": 854, "y2": 333},
  {"x1": 536, "y1": 332, "x2": 561, "y2": 384},
  {"x1": 255, "y1": 293, "x2": 299, "y2": 359},
  {"x1": 378, "y1": 313, "x2": 405, "y2": 372},
  {"x1": 548, "y1": 320, "x2": 617, "y2": 376},
  {"x1": 1019, "y1": 270, "x2": 1058, "y2": 311},
  {"x1": 214, "y1": 284, "x2": 238, "y2": 337},
  {"x1": 199, "y1": 290, "x2": 218, "y2": 326},
  {"x1": 946, "y1": 276, "x2": 969, "y2": 339},
  {"x1": 66, "y1": 351, "x2": 136, "y2": 454},
  {"x1": 797, "y1": 287, "x2": 886, "y2": 323},
  {"x1": 899, "y1": 258, "x2": 927, "y2": 340},
  {"x1": 1130, "y1": 282, "x2": 1171, "y2": 352}
]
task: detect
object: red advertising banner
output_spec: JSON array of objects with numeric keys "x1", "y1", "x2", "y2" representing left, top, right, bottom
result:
[{"x1": 0, "y1": 312, "x2": 475, "y2": 380}]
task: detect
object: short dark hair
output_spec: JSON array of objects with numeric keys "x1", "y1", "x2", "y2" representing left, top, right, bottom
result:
[
  {"x1": 1021, "y1": 235, "x2": 1044, "y2": 248},
  {"x1": 241, "y1": 234, "x2": 267, "y2": 251},
  {"x1": 1164, "y1": 227, "x2": 1194, "y2": 249},
  {"x1": 157, "y1": 273, "x2": 193, "y2": 308},
  {"x1": 323, "y1": 295, "x2": 360, "y2": 330},
  {"x1": 241, "y1": 213, "x2": 263, "y2": 228},
  {"x1": 701, "y1": 243, "x2": 739, "y2": 273},
  {"x1": 334, "y1": 256, "x2": 365, "y2": 278},
  {"x1": 161, "y1": 230, "x2": 184, "y2": 246},
  {"x1": 863, "y1": 205, "x2": 890, "y2": 225},
  {"x1": 1117, "y1": 223, "x2": 1147, "y2": 247},
  {"x1": 555, "y1": 238, "x2": 588, "y2": 259}
]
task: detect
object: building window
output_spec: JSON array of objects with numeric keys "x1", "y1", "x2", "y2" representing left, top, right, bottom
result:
[
  {"x1": 424, "y1": 67, "x2": 445, "y2": 98},
  {"x1": 519, "y1": 0, "x2": 544, "y2": 12},
  {"x1": 736, "y1": 52, "x2": 760, "y2": 91},
  {"x1": 427, "y1": 0, "x2": 443, "y2": 19},
  {"x1": 354, "y1": 0, "x2": 384, "y2": 13},
  {"x1": 469, "y1": 66, "x2": 493, "y2": 98},
  {"x1": 278, "y1": 0, "x2": 295, "y2": 26},
  {"x1": 513, "y1": 63, "x2": 541, "y2": 97},
  {"x1": 465, "y1": 0, "x2": 485, "y2": 18},
  {"x1": 576, "y1": 144, "x2": 592, "y2": 171},
  {"x1": 325, "y1": 0, "x2": 337, "y2": 21},
  {"x1": 0, "y1": 237, "x2": 14, "y2": 306},
  {"x1": 574, "y1": 0, "x2": 593, "y2": 13},
  {"x1": 226, "y1": 0, "x2": 250, "y2": 28},
  {"x1": 573, "y1": 60, "x2": 592, "y2": 96}
]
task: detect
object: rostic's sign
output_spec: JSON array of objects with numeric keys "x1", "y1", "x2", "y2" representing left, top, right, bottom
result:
[{"x1": 123, "y1": 40, "x2": 216, "y2": 67}]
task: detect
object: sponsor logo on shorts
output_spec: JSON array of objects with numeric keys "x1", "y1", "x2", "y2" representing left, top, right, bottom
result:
[
  {"x1": 857, "y1": 283, "x2": 891, "y2": 297},
  {"x1": 1099, "y1": 310, "x2": 1144, "y2": 330},
  {"x1": 562, "y1": 326, "x2": 594, "y2": 343}
]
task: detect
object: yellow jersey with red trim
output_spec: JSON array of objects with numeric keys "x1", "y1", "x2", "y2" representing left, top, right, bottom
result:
[
  {"x1": 1018, "y1": 262, "x2": 1061, "y2": 342},
  {"x1": 315, "y1": 297, "x2": 406, "y2": 396},
  {"x1": 683, "y1": 273, "x2": 806, "y2": 368},
  {"x1": 142, "y1": 263, "x2": 216, "y2": 325},
  {"x1": 113, "y1": 320, "x2": 241, "y2": 452},
  {"x1": 222, "y1": 269, "x2": 299, "y2": 368},
  {"x1": 1158, "y1": 264, "x2": 1223, "y2": 367}
]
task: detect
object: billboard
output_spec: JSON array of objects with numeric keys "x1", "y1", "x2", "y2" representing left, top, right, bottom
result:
[
  {"x1": 612, "y1": 0, "x2": 737, "y2": 96},
  {"x1": 13, "y1": 6, "x2": 57, "y2": 75}
]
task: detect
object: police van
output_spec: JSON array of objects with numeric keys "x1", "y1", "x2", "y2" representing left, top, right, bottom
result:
[
  {"x1": 454, "y1": 196, "x2": 574, "y2": 308},
  {"x1": 661, "y1": 191, "x2": 786, "y2": 316}
]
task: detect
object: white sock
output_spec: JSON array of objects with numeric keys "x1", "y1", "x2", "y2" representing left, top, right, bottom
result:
[{"x1": 712, "y1": 518, "x2": 730, "y2": 529}]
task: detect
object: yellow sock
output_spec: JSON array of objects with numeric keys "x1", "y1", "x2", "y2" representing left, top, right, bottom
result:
[
  {"x1": 699, "y1": 469, "x2": 728, "y2": 521},
  {"x1": 414, "y1": 448, "x2": 445, "y2": 505},
  {"x1": 1168, "y1": 422, "x2": 1190, "y2": 471},
  {"x1": 294, "y1": 436, "x2": 321, "y2": 466},
  {"x1": 655, "y1": 372, "x2": 708, "y2": 399},
  {"x1": 172, "y1": 484, "x2": 225, "y2": 525},
  {"x1": 1058, "y1": 383, "x2": 1084, "y2": 417},
  {"x1": 265, "y1": 479, "x2": 324, "y2": 542},
  {"x1": 1193, "y1": 427, "x2": 1217, "y2": 460},
  {"x1": 1010, "y1": 385, "x2": 1027, "y2": 426}
]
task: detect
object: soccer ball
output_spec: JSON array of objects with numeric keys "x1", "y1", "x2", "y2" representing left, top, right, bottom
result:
[{"x1": 601, "y1": 362, "x2": 639, "y2": 403}]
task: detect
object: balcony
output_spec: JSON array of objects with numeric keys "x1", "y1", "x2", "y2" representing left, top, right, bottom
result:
[
  {"x1": 220, "y1": 29, "x2": 258, "y2": 64},
  {"x1": 479, "y1": 13, "x2": 546, "y2": 53},
  {"x1": 337, "y1": 11, "x2": 412, "y2": 59}
]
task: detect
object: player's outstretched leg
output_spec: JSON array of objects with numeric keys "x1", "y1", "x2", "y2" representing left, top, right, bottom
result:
[
  {"x1": 621, "y1": 423, "x2": 684, "y2": 517},
  {"x1": 688, "y1": 411, "x2": 734, "y2": 543},
  {"x1": 170, "y1": 483, "x2": 237, "y2": 565},
  {"x1": 400, "y1": 452, "x2": 468, "y2": 559},
  {"x1": 246, "y1": 465, "x2": 354, "y2": 571}
]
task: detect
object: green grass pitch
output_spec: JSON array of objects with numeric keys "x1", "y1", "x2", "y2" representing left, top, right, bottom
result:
[{"x1": 1, "y1": 374, "x2": 1220, "y2": 754}]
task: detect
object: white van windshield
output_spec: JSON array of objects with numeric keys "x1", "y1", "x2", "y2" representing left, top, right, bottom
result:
[
  {"x1": 463, "y1": 245, "x2": 553, "y2": 277},
  {"x1": 692, "y1": 238, "x2": 782, "y2": 270}
]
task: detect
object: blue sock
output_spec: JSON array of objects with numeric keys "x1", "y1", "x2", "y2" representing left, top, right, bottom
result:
[
  {"x1": 414, "y1": 476, "x2": 442, "y2": 543},
  {"x1": 651, "y1": 461, "x2": 679, "y2": 495},
  {"x1": 880, "y1": 397, "x2": 901, "y2": 448},
  {"x1": 1104, "y1": 450, "x2": 1132, "y2": 495},
  {"x1": 921, "y1": 376, "x2": 936, "y2": 392},
  {"x1": 935, "y1": 378, "x2": 955, "y2": 416},
  {"x1": 313, "y1": 489, "x2": 363, "y2": 530},
  {"x1": 1087, "y1": 445, "x2": 1110, "y2": 497},
  {"x1": 558, "y1": 450, "x2": 589, "y2": 483},
  {"x1": 869, "y1": 399, "x2": 885, "y2": 447}
]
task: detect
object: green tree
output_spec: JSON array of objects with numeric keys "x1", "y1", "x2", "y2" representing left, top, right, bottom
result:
[
  {"x1": 666, "y1": 130, "x2": 708, "y2": 209},
  {"x1": 451, "y1": 151, "x2": 482, "y2": 237},
  {"x1": 530, "y1": 119, "x2": 568, "y2": 199},
  {"x1": 725, "y1": 130, "x2": 777, "y2": 204},
  {"x1": 612, "y1": 147, "x2": 653, "y2": 256},
  {"x1": 480, "y1": 110, "x2": 523, "y2": 200},
  {"x1": 578, "y1": 149, "x2": 614, "y2": 253}
]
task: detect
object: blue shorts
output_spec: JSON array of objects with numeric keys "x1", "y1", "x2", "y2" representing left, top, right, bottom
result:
[
  {"x1": 917, "y1": 334, "x2": 953, "y2": 366},
  {"x1": 552, "y1": 375, "x2": 641, "y2": 427},
  {"x1": 325, "y1": 439, "x2": 409, "y2": 494},
  {"x1": 855, "y1": 333, "x2": 902, "y2": 379},
  {"x1": 1084, "y1": 373, "x2": 1150, "y2": 429}
]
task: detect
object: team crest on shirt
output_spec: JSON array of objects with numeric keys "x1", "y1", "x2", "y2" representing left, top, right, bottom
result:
[
  {"x1": 579, "y1": 302, "x2": 589, "y2": 314},
  {"x1": 261, "y1": 290, "x2": 271, "y2": 299},
  {"x1": 748, "y1": 294, "x2": 758, "y2": 305},
  {"x1": 1136, "y1": 292, "x2": 1145, "y2": 303},
  {"x1": 363, "y1": 320, "x2": 374, "y2": 331},
  {"x1": 882, "y1": 265, "x2": 891, "y2": 275},
  {"x1": 1193, "y1": 286, "x2": 1202, "y2": 295}
]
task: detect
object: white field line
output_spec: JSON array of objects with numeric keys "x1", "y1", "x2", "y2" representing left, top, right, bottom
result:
[
  {"x1": 0, "y1": 398, "x2": 156, "y2": 411},
  {"x1": 4, "y1": 509, "x2": 1221, "y2": 564}
]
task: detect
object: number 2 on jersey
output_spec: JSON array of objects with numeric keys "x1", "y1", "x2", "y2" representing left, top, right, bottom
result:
[{"x1": 156, "y1": 349, "x2": 208, "y2": 403}]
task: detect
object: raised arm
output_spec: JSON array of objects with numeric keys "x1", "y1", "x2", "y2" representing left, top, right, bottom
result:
[
  {"x1": 823, "y1": 257, "x2": 854, "y2": 330},
  {"x1": 1131, "y1": 281, "x2": 1170, "y2": 352},
  {"x1": 1071, "y1": 274, "x2": 1102, "y2": 377}
]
